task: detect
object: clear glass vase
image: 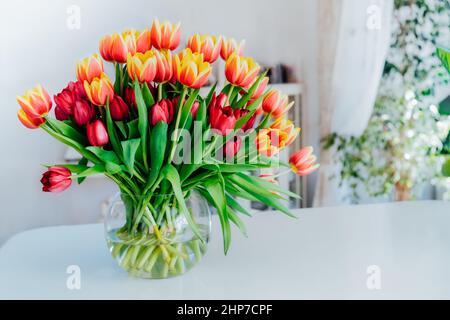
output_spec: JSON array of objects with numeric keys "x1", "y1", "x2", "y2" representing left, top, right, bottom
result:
[{"x1": 104, "y1": 190, "x2": 211, "y2": 279}]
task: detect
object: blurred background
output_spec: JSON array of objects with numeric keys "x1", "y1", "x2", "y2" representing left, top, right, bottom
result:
[{"x1": 0, "y1": 0, "x2": 449, "y2": 245}]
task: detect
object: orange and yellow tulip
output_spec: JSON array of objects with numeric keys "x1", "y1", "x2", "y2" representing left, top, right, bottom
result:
[
  {"x1": 83, "y1": 73, "x2": 114, "y2": 106},
  {"x1": 262, "y1": 89, "x2": 294, "y2": 118},
  {"x1": 289, "y1": 147, "x2": 319, "y2": 176},
  {"x1": 99, "y1": 30, "x2": 137, "y2": 63},
  {"x1": 270, "y1": 116, "x2": 300, "y2": 147},
  {"x1": 255, "y1": 128, "x2": 287, "y2": 157},
  {"x1": 154, "y1": 49, "x2": 173, "y2": 83},
  {"x1": 221, "y1": 38, "x2": 245, "y2": 61},
  {"x1": 173, "y1": 49, "x2": 212, "y2": 89},
  {"x1": 187, "y1": 34, "x2": 222, "y2": 63},
  {"x1": 225, "y1": 53, "x2": 260, "y2": 89},
  {"x1": 127, "y1": 51, "x2": 157, "y2": 83},
  {"x1": 76, "y1": 54, "x2": 104, "y2": 83},
  {"x1": 150, "y1": 19, "x2": 181, "y2": 51},
  {"x1": 16, "y1": 85, "x2": 52, "y2": 129}
]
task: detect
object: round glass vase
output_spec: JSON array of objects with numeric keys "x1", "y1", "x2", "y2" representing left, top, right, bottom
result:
[{"x1": 104, "y1": 190, "x2": 211, "y2": 279}]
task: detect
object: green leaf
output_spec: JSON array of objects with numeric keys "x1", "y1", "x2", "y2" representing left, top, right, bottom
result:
[
  {"x1": 115, "y1": 121, "x2": 127, "y2": 138},
  {"x1": 196, "y1": 99, "x2": 208, "y2": 131},
  {"x1": 76, "y1": 164, "x2": 105, "y2": 178},
  {"x1": 121, "y1": 138, "x2": 141, "y2": 174},
  {"x1": 235, "y1": 172, "x2": 300, "y2": 199},
  {"x1": 227, "y1": 207, "x2": 247, "y2": 237},
  {"x1": 126, "y1": 119, "x2": 140, "y2": 139},
  {"x1": 205, "y1": 82, "x2": 217, "y2": 106},
  {"x1": 235, "y1": 71, "x2": 267, "y2": 109},
  {"x1": 105, "y1": 161, "x2": 122, "y2": 174},
  {"x1": 44, "y1": 163, "x2": 89, "y2": 174},
  {"x1": 234, "y1": 96, "x2": 263, "y2": 131},
  {"x1": 114, "y1": 63, "x2": 121, "y2": 94},
  {"x1": 86, "y1": 146, "x2": 120, "y2": 164},
  {"x1": 142, "y1": 82, "x2": 155, "y2": 107},
  {"x1": 77, "y1": 157, "x2": 88, "y2": 184},
  {"x1": 202, "y1": 163, "x2": 271, "y2": 172},
  {"x1": 46, "y1": 118, "x2": 86, "y2": 145},
  {"x1": 147, "y1": 121, "x2": 168, "y2": 187},
  {"x1": 134, "y1": 80, "x2": 149, "y2": 169},
  {"x1": 437, "y1": 47, "x2": 450, "y2": 74},
  {"x1": 105, "y1": 99, "x2": 124, "y2": 162},
  {"x1": 161, "y1": 164, "x2": 204, "y2": 242},
  {"x1": 200, "y1": 174, "x2": 231, "y2": 254},
  {"x1": 226, "y1": 194, "x2": 252, "y2": 217},
  {"x1": 179, "y1": 89, "x2": 200, "y2": 131}
]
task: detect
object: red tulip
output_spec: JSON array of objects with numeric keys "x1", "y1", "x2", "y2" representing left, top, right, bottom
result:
[
  {"x1": 223, "y1": 136, "x2": 242, "y2": 158},
  {"x1": 17, "y1": 85, "x2": 52, "y2": 128},
  {"x1": 73, "y1": 100, "x2": 95, "y2": 126},
  {"x1": 124, "y1": 87, "x2": 137, "y2": 110},
  {"x1": 150, "y1": 99, "x2": 174, "y2": 125},
  {"x1": 209, "y1": 93, "x2": 236, "y2": 135},
  {"x1": 86, "y1": 120, "x2": 109, "y2": 146},
  {"x1": 54, "y1": 81, "x2": 87, "y2": 120},
  {"x1": 109, "y1": 95, "x2": 129, "y2": 121},
  {"x1": 234, "y1": 108, "x2": 256, "y2": 132},
  {"x1": 41, "y1": 167, "x2": 72, "y2": 193}
]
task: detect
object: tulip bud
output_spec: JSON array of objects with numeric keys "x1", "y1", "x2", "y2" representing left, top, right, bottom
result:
[
  {"x1": 154, "y1": 50, "x2": 173, "y2": 83},
  {"x1": 109, "y1": 95, "x2": 129, "y2": 121},
  {"x1": 223, "y1": 136, "x2": 242, "y2": 158},
  {"x1": 136, "y1": 29, "x2": 152, "y2": 53},
  {"x1": 86, "y1": 120, "x2": 109, "y2": 146},
  {"x1": 99, "y1": 30, "x2": 137, "y2": 63},
  {"x1": 127, "y1": 51, "x2": 157, "y2": 83},
  {"x1": 187, "y1": 34, "x2": 222, "y2": 63},
  {"x1": 150, "y1": 19, "x2": 181, "y2": 51},
  {"x1": 150, "y1": 99, "x2": 174, "y2": 125},
  {"x1": 76, "y1": 54, "x2": 104, "y2": 83},
  {"x1": 221, "y1": 38, "x2": 245, "y2": 61},
  {"x1": 173, "y1": 49, "x2": 212, "y2": 89},
  {"x1": 41, "y1": 167, "x2": 72, "y2": 193},
  {"x1": 262, "y1": 89, "x2": 293, "y2": 118},
  {"x1": 289, "y1": 147, "x2": 319, "y2": 176},
  {"x1": 16, "y1": 85, "x2": 52, "y2": 129},
  {"x1": 83, "y1": 73, "x2": 114, "y2": 106},
  {"x1": 73, "y1": 100, "x2": 95, "y2": 126},
  {"x1": 53, "y1": 87, "x2": 74, "y2": 118},
  {"x1": 124, "y1": 87, "x2": 137, "y2": 109},
  {"x1": 208, "y1": 93, "x2": 236, "y2": 135},
  {"x1": 225, "y1": 53, "x2": 260, "y2": 89},
  {"x1": 54, "y1": 106, "x2": 71, "y2": 121}
]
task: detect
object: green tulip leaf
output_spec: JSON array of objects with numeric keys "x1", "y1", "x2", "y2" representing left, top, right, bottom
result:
[{"x1": 121, "y1": 138, "x2": 141, "y2": 174}]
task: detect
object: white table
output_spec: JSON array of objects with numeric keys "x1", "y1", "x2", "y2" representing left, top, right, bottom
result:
[{"x1": 0, "y1": 201, "x2": 449, "y2": 299}]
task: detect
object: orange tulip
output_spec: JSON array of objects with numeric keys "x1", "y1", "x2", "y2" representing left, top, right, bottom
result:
[
  {"x1": 225, "y1": 53, "x2": 260, "y2": 89},
  {"x1": 289, "y1": 147, "x2": 319, "y2": 176},
  {"x1": 76, "y1": 54, "x2": 104, "y2": 83},
  {"x1": 150, "y1": 19, "x2": 181, "y2": 51},
  {"x1": 83, "y1": 73, "x2": 114, "y2": 106},
  {"x1": 187, "y1": 34, "x2": 222, "y2": 63},
  {"x1": 16, "y1": 85, "x2": 52, "y2": 129},
  {"x1": 255, "y1": 128, "x2": 287, "y2": 157},
  {"x1": 154, "y1": 49, "x2": 173, "y2": 83},
  {"x1": 127, "y1": 51, "x2": 157, "y2": 83},
  {"x1": 262, "y1": 89, "x2": 294, "y2": 118},
  {"x1": 221, "y1": 38, "x2": 245, "y2": 61},
  {"x1": 270, "y1": 117, "x2": 300, "y2": 147},
  {"x1": 99, "y1": 30, "x2": 137, "y2": 63},
  {"x1": 173, "y1": 49, "x2": 212, "y2": 89},
  {"x1": 136, "y1": 29, "x2": 152, "y2": 53}
]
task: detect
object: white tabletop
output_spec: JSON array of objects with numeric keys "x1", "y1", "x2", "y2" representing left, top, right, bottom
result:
[{"x1": 0, "y1": 200, "x2": 449, "y2": 299}]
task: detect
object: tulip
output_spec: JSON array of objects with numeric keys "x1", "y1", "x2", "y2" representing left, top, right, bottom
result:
[
  {"x1": 16, "y1": 85, "x2": 52, "y2": 127},
  {"x1": 41, "y1": 167, "x2": 72, "y2": 193},
  {"x1": 53, "y1": 81, "x2": 87, "y2": 121},
  {"x1": 109, "y1": 95, "x2": 129, "y2": 121},
  {"x1": 225, "y1": 53, "x2": 260, "y2": 89},
  {"x1": 255, "y1": 128, "x2": 289, "y2": 157},
  {"x1": 124, "y1": 87, "x2": 137, "y2": 109},
  {"x1": 154, "y1": 50, "x2": 173, "y2": 83},
  {"x1": 86, "y1": 120, "x2": 109, "y2": 146},
  {"x1": 173, "y1": 49, "x2": 212, "y2": 89},
  {"x1": 289, "y1": 147, "x2": 320, "y2": 176},
  {"x1": 76, "y1": 54, "x2": 104, "y2": 83},
  {"x1": 223, "y1": 136, "x2": 242, "y2": 158},
  {"x1": 127, "y1": 51, "x2": 157, "y2": 83},
  {"x1": 150, "y1": 99, "x2": 174, "y2": 125},
  {"x1": 99, "y1": 30, "x2": 137, "y2": 63},
  {"x1": 234, "y1": 108, "x2": 256, "y2": 132},
  {"x1": 249, "y1": 76, "x2": 269, "y2": 100},
  {"x1": 209, "y1": 93, "x2": 236, "y2": 135},
  {"x1": 262, "y1": 89, "x2": 293, "y2": 118},
  {"x1": 221, "y1": 38, "x2": 245, "y2": 61},
  {"x1": 83, "y1": 73, "x2": 115, "y2": 106},
  {"x1": 150, "y1": 19, "x2": 181, "y2": 51},
  {"x1": 17, "y1": 109, "x2": 45, "y2": 129},
  {"x1": 270, "y1": 117, "x2": 300, "y2": 147},
  {"x1": 187, "y1": 34, "x2": 222, "y2": 63},
  {"x1": 136, "y1": 29, "x2": 152, "y2": 53},
  {"x1": 73, "y1": 100, "x2": 95, "y2": 126}
]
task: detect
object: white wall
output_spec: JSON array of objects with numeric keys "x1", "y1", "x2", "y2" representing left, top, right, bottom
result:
[{"x1": 0, "y1": 0, "x2": 319, "y2": 244}]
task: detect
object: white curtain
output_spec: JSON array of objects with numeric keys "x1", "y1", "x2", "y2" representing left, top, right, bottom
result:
[{"x1": 313, "y1": 0, "x2": 393, "y2": 207}]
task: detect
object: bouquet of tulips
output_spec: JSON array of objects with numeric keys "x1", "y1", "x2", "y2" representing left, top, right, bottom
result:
[{"x1": 17, "y1": 19, "x2": 318, "y2": 278}]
